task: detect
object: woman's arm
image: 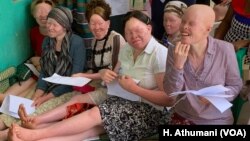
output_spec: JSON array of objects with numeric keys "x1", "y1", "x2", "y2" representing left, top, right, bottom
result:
[
  {"x1": 214, "y1": 5, "x2": 233, "y2": 39},
  {"x1": 224, "y1": 43, "x2": 243, "y2": 101},
  {"x1": 73, "y1": 61, "x2": 121, "y2": 83},
  {"x1": 70, "y1": 35, "x2": 86, "y2": 74},
  {"x1": 233, "y1": 39, "x2": 250, "y2": 51},
  {"x1": 163, "y1": 45, "x2": 186, "y2": 95}
]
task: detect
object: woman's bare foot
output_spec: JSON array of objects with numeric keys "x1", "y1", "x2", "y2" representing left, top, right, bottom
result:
[
  {"x1": 18, "y1": 104, "x2": 27, "y2": 121},
  {"x1": 18, "y1": 104, "x2": 37, "y2": 129},
  {"x1": 8, "y1": 124, "x2": 22, "y2": 141},
  {"x1": 9, "y1": 124, "x2": 41, "y2": 141}
]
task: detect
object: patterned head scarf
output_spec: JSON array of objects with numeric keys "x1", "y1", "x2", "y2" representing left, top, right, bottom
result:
[
  {"x1": 164, "y1": 1, "x2": 187, "y2": 17},
  {"x1": 40, "y1": 6, "x2": 73, "y2": 79},
  {"x1": 47, "y1": 6, "x2": 73, "y2": 31}
]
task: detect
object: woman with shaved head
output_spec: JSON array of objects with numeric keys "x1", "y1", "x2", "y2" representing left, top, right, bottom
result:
[{"x1": 164, "y1": 4, "x2": 243, "y2": 125}]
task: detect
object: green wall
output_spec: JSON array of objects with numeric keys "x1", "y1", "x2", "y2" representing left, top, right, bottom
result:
[{"x1": 0, "y1": 0, "x2": 34, "y2": 72}]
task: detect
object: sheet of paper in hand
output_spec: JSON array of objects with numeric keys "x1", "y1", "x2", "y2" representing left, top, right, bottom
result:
[
  {"x1": 42, "y1": 73, "x2": 91, "y2": 87},
  {"x1": 0, "y1": 95, "x2": 35, "y2": 118},
  {"x1": 107, "y1": 79, "x2": 140, "y2": 101},
  {"x1": 169, "y1": 85, "x2": 233, "y2": 113}
]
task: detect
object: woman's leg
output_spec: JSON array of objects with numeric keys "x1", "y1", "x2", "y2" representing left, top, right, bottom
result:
[
  {"x1": 18, "y1": 81, "x2": 37, "y2": 98},
  {"x1": 0, "y1": 78, "x2": 36, "y2": 103},
  {"x1": 13, "y1": 106, "x2": 103, "y2": 141},
  {"x1": 19, "y1": 94, "x2": 94, "y2": 129},
  {"x1": 0, "y1": 129, "x2": 8, "y2": 141},
  {"x1": 9, "y1": 125, "x2": 104, "y2": 141},
  {"x1": 5, "y1": 78, "x2": 36, "y2": 95}
]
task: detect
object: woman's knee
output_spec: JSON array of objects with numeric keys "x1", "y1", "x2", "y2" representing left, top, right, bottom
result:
[{"x1": 70, "y1": 94, "x2": 92, "y2": 103}]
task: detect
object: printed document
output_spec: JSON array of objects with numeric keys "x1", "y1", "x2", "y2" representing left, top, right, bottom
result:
[
  {"x1": 43, "y1": 73, "x2": 91, "y2": 87},
  {"x1": 0, "y1": 95, "x2": 35, "y2": 118},
  {"x1": 107, "y1": 79, "x2": 140, "y2": 101}
]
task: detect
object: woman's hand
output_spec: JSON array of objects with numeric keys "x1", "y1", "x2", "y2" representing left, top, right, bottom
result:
[
  {"x1": 99, "y1": 69, "x2": 118, "y2": 83},
  {"x1": 30, "y1": 56, "x2": 40, "y2": 67},
  {"x1": 31, "y1": 89, "x2": 44, "y2": 101},
  {"x1": 173, "y1": 42, "x2": 190, "y2": 70},
  {"x1": 232, "y1": 40, "x2": 250, "y2": 51},
  {"x1": 32, "y1": 93, "x2": 54, "y2": 107},
  {"x1": 118, "y1": 75, "x2": 137, "y2": 93}
]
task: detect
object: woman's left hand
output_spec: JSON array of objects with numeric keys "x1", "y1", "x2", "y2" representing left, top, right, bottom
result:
[
  {"x1": 118, "y1": 75, "x2": 137, "y2": 93},
  {"x1": 32, "y1": 93, "x2": 55, "y2": 107}
]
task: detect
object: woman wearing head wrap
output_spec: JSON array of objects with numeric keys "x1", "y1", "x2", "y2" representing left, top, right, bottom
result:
[
  {"x1": 0, "y1": 0, "x2": 55, "y2": 104},
  {"x1": 162, "y1": 1, "x2": 187, "y2": 46},
  {"x1": 10, "y1": 0, "x2": 125, "y2": 139},
  {"x1": 151, "y1": 0, "x2": 195, "y2": 40},
  {"x1": 33, "y1": 6, "x2": 86, "y2": 107},
  {"x1": 9, "y1": 10, "x2": 174, "y2": 141},
  {"x1": 0, "y1": 0, "x2": 55, "y2": 140},
  {"x1": 0, "y1": 6, "x2": 86, "y2": 140},
  {"x1": 16, "y1": 0, "x2": 125, "y2": 123}
]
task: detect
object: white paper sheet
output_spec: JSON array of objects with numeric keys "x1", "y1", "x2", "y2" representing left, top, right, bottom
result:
[
  {"x1": 42, "y1": 73, "x2": 91, "y2": 87},
  {"x1": 24, "y1": 63, "x2": 40, "y2": 77},
  {"x1": 168, "y1": 85, "x2": 232, "y2": 113},
  {"x1": 107, "y1": 79, "x2": 140, "y2": 101},
  {"x1": 169, "y1": 85, "x2": 231, "y2": 97},
  {"x1": 203, "y1": 96, "x2": 232, "y2": 113},
  {"x1": 0, "y1": 95, "x2": 35, "y2": 118}
]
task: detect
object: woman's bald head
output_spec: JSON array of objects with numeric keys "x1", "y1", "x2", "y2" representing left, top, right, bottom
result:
[{"x1": 185, "y1": 4, "x2": 215, "y2": 29}]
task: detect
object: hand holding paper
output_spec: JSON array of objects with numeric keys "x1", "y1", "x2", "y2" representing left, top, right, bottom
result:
[
  {"x1": 107, "y1": 78, "x2": 140, "y2": 101},
  {"x1": 0, "y1": 95, "x2": 35, "y2": 118},
  {"x1": 169, "y1": 85, "x2": 232, "y2": 113}
]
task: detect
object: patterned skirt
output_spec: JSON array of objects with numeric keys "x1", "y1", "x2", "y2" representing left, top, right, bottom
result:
[{"x1": 98, "y1": 96, "x2": 171, "y2": 141}]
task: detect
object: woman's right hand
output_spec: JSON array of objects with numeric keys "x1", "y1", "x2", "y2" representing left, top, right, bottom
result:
[
  {"x1": 32, "y1": 93, "x2": 55, "y2": 107},
  {"x1": 31, "y1": 89, "x2": 44, "y2": 103},
  {"x1": 173, "y1": 42, "x2": 190, "y2": 70},
  {"x1": 99, "y1": 69, "x2": 118, "y2": 83}
]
